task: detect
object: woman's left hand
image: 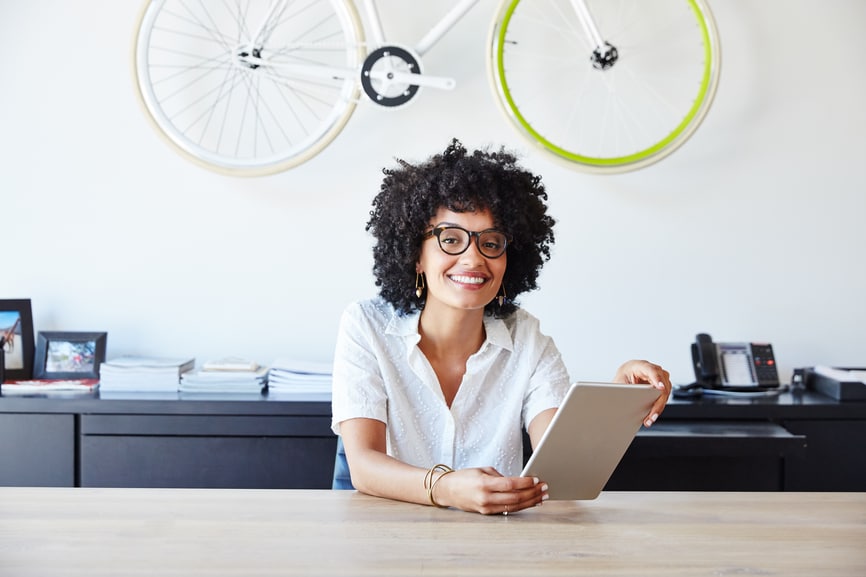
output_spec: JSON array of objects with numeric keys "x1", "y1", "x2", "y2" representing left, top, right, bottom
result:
[{"x1": 613, "y1": 360, "x2": 672, "y2": 427}]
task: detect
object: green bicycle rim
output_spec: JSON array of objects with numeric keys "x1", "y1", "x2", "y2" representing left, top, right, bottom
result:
[{"x1": 495, "y1": 0, "x2": 714, "y2": 169}]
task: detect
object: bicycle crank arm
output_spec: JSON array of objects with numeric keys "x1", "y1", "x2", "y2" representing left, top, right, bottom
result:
[{"x1": 365, "y1": 69, "x2": 456, "y2": 91}]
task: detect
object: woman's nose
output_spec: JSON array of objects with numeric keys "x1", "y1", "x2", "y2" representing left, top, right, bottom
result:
[{"x1": 459, "y1": 239, "x2": 486, "y2": 263}]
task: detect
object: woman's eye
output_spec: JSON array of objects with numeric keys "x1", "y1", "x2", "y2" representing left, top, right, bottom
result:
[
  {"x1": 480, "y1": 233, "x2": 506, "y2": 250},
  {"x1": 439, "y1": 230, "x2": 464, "y2": 244}
]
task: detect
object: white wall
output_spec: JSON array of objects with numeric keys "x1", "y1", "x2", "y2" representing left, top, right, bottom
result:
[{"x1": 2, "y1": 0, "x2": 864, "y2": 385}]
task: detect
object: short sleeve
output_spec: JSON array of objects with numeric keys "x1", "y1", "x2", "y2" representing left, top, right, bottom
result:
[
  {"x1": 330, "y1": 302, "x2": 389, "y2": 435},
  {"x1": 521, "y1": 330, "x2": 571, "y2": 429}
]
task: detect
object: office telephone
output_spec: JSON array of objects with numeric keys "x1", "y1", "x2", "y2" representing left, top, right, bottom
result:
[{"x1": 679, "y1": 333, "x2": 780, "y2": 395}]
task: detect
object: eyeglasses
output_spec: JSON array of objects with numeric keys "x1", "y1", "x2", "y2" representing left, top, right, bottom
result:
[{"x1": 424, "y1": 225, "x2": 510, "y2": 259}]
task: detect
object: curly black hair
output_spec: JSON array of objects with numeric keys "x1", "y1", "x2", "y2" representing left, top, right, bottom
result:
[{"x1": 366, "y1": 139, "x2": 555, "y2": 317}]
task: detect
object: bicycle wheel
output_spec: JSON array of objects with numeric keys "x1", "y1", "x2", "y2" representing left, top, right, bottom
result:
[
  {"x1": 133, "y1": 0, "x2": 366, "y2": 176},
  {"x1": 489, "y1": 0, "x2": 720, "y2": 173}
]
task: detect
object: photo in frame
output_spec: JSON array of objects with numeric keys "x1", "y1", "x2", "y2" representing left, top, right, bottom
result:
[
  {"x1": 1, "y1": 299, "x2": 35, "y2": 382},
  {"x1": 33, "y1": 331, "x2": 107, "y2": 380}
]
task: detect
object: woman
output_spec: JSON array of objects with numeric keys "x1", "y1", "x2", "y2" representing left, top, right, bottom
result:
[{"x1": 331, "y1": 140, "x2": 671, "y2": 515}]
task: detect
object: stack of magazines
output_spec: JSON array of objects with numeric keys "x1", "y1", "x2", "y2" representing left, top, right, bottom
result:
[
  {"x1": 1, "y1": 379, "x2": 99, "y2": 395},
  {"x1": 99, "y1": 356, "x2": 195, "y2": 392},
  {"x1": 267, "y1": 359, "x2": 332, "y2": 395},
  {"x1": 180, "y1": 358, "x2": 267, "y2": 394}
]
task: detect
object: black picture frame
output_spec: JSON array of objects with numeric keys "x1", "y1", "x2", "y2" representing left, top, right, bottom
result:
[
  {"x1": 33, "y1": 331, "x2": 107, "y2": 380},
  {"x1": 1, "y1": 299, "x2": 35, "y2": 382}
]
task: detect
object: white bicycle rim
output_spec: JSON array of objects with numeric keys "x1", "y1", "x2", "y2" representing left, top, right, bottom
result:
[
  {"x1": 489, "y1": 0, "x2": 721, "y2": 174},
  {"x1": 133, "y1": 0, "x2": 365, "y2": 177}
]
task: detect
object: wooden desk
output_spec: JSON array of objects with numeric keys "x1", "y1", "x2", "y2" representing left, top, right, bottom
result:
[{"x1": 1, "y1": 489, "x2": 863, "y2": 576}]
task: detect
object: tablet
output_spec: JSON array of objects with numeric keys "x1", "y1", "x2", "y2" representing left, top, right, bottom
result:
[{"x1": 521, "y1": 381, "x2": 661, "y2": 500}]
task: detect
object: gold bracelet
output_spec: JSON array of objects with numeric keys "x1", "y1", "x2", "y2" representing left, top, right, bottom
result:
[
  {"x1": 429, "y1": 469, "x2": 455, "y2": 508},
  {"x1": 424, "y1": 464, "x2": 454, "y2": 508}
]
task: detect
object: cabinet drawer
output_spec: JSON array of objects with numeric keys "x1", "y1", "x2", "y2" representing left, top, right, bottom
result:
[
  {"x1": 79, "y1": 413, "x2": 337, "y2": 489},
  {"x1": 80, "y1": 435, "x2": 337, "y2": 489},
  {"x1": 608, "y1": 421, "x2": 806, "y2": 491},
  {"x1": 0, "y1": 413, "x2": 75, "y2": 487}
]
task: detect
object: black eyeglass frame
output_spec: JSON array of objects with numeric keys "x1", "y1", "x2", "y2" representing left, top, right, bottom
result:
[{"x1": 423, "y1": 225, "x2": 511, "y2": 259}]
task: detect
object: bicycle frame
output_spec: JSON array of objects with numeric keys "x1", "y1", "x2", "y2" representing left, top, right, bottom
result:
[
  {"x1": 239, "y1": 0, "x2": 603, "y2": 95},
  {"x1": 360, "y1": 0, "x2": 481, "y2": 57},
  {"x1": 235, "y1": 0, "x2": 482, "y2": 91},
  {"x1": 239, "y1": 0, "x2": 482, "y2": 91}
]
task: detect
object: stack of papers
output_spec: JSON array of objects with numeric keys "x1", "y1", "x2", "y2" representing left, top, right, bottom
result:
[
  {"x1": 180, "y1": 359, "x2": 268, "y2": 394},
  {"x1": 813, "y1": 366, "x2": 866, "y2": 384},
  {"x1": 1, "y1": 379, "x2": 99, "y2": 395},
  {"x1": 201, "y1": 357, "x2": 260, "y2": 372},
  {"x1": 99, "y1": 356, "x2": 195, "y2": 392},
  {"x1": 267, "y1": 359, "x2": 332, "y2": 394}
]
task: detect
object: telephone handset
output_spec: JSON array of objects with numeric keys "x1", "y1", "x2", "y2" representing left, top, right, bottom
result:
[{"x1": 689, "y1": 333, "x2": 780, "y2": 392}]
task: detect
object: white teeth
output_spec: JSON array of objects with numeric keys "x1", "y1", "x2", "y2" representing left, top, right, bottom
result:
[{"x1": 450, "y1": 275, "x2": 486, "y2": 285}]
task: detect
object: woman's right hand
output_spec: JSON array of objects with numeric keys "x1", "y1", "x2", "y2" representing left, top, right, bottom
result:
[{"x1": 432, "y1": 466, "x2": 549, "y2": 515}]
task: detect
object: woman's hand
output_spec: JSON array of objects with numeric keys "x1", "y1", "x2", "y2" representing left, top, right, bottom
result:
[
  {"x1": 432, "y1": 467, "x2": 548, "y2": 515},
  {"x1": 614, "y1": 359, "x2": 672, "y2": 427},
  {"x1": 341, "y1": 418, "x2": 547, "y2": 515}
]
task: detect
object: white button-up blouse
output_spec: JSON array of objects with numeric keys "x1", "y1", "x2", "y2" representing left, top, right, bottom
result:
[{"x1": 330, "y1": 297, "x2": 571, "y2": 476}]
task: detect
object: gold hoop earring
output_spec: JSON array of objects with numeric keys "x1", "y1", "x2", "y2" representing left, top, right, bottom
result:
[
  {"x1": 415, "y1": 272, "x2": 426, "y2": 299},
  {"x1": 497, "y1": 284, "x2": 507, "y2": 307}
]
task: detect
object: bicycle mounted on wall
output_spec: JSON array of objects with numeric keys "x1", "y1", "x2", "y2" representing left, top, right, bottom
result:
[{"x1": 133, "y1": 0, "x2": 721, "y2": 176}]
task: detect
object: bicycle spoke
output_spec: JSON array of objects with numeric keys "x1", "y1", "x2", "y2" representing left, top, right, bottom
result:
[
  {"x1": 490, "y1": 0, "x2": 720, "y2": 172},
  {"x1": 135, "y1": 0, "x2": 365, "y2": 174}
]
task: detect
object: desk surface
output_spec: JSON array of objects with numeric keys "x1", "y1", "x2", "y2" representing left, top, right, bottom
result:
[{"x1": 1, "y1": 489, "x2": 863, "y2": 576}]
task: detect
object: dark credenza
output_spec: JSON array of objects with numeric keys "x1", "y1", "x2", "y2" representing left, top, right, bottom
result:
[
  {"x1": 1, "y1": 389, "x2": 863, "y2": 491},
  {"x1": 608, "y1": 391, "x2": 866, "y2": 492},
  {"x1": 0, "y1": 391, "x2": 334, "y2": 489}
]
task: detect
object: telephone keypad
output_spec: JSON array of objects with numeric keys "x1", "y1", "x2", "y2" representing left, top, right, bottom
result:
[{"x1": 750, "y1": 344, "x2": 780, "y2": 385}]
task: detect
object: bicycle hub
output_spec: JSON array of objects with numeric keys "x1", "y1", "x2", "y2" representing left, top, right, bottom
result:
[
  {"x1": 590, "y1": 42, "x2": 618, "y2": 71},
  {"x1": 237, "y1": 47, "x2": 262, "y2": 70}
]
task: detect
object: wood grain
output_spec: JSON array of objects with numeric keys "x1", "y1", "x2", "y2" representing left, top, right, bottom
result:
[{"x1": 1, "y1": 489, "x2": 863, "y2": 576}]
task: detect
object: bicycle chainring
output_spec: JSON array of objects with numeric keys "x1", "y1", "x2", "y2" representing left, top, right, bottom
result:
[{"x1": 361, "y1": 46, "x2": 421, "y2": 107}]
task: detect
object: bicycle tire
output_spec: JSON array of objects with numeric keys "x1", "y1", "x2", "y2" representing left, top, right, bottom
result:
[
  {"x1": 488, "y1": 0, "x2": 721, "y2": 174},
  {"x1": 133, "y1": 0, "x2": 366, "y2": 176}
]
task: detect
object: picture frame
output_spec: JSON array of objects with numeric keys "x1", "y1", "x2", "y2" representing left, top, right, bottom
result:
[
  {"x1": 33, "y1": 331, "x2": 107, "y2": 380},
  {"x1": 1, "y1": 299, "x2": 35, "y2": 382}
]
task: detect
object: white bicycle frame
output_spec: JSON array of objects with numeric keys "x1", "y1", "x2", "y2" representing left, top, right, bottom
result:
[
  {"x1": 134, "y1": 0, "x2": 719, "y2": 174},
  {"x1": 238, "y1": 0, "x2": 602, "y2": 96}
]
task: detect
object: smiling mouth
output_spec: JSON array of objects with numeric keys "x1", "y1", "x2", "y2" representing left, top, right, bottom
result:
[{"x1": 449, "y1": 274, "x2": 487, "y2": 286}]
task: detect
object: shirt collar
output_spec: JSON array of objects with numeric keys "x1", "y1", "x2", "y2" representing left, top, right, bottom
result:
[
  {"x1": 482, "y1": 314, "x2": 514, "y2": 352},
  {"x1": 386, "y1": 308, "x2": 514, "y2": 352}
]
